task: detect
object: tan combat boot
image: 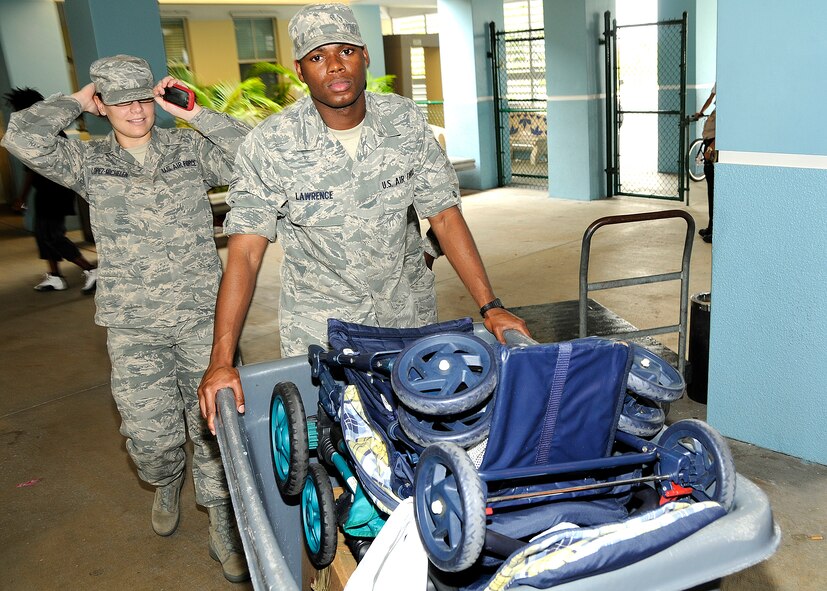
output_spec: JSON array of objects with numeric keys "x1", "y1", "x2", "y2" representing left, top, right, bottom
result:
[
  {"x1": 151, "y1": 474, "x2": 184, "y2": 536},
  {"x1": 208, "y1": 503, "x2": 249, "y2": 583}
]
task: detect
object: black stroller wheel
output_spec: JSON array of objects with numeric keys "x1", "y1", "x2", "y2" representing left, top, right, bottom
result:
[
  {"x1": 397, "y1": 402, "x2": 493, "y2": 449},
  {"x1": 391, "y1": 333, "x2": 498, "y2": 415},
  {"x1": 627, "y1": 344, "x2": 686, "y2": 402},
  {"x1": 270, "y1": 382, "x2": 309, "y2": 497},
  {"x1": 617, "y1": 392, "x2": 665, "y2": 438},
  {"x1": 657, "y1": 419, "x2": 736, "y2": 511},
  {"x1": 414, "y1": 442, "x2": 486, "y2": 572},
  {"x1": 302, "y1": 463, "x2": 338, "y2": 569}
]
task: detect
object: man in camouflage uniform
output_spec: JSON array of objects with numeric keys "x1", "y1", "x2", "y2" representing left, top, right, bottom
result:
[
  {"x1": 1, "y1": 55, "x2": 250, "y2": 583},
  {"x1": 197, "y1": 4, "x2": 529, "y2": 433}
]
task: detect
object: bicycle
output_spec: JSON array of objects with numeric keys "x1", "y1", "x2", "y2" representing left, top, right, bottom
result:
[{"x1": 687, "y1": 114, "x2": 709, "y2": 182}]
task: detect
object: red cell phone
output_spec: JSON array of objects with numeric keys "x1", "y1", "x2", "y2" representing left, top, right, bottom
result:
[{"x1": 162, "y1": 83, "x2": 195, "y2": 110}]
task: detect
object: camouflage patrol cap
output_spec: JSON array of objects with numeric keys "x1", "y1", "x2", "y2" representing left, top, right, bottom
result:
[
  {"x1": 90, "y1": 55, "x2": 155, "y2": 105},
  {"x1": 288, "y1": 3, "x2": 365, "y2": 60}
]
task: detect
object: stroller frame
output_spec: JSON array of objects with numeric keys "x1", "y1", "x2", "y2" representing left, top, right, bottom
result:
[{"x1": 268, "y1": 321, "x2": 736, "y2": 577}]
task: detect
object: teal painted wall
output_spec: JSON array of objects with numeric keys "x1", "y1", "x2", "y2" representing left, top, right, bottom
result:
[
  {"x1": 350, "y1": 5, "x2": 386, "y2": 77},
  {"x1": 693, "y1": 0, "x2": 717, "y2": 90},
  {"x1": 709, "y1": 0, "x2": 827, "y2": 464},
  {"x1": 710, "y1": 165, "x2": 827, "y2": 463},
  {"x1": 546, "y1": 0, "x2": 614, "y2": 201},
  {"x1": 64, "y1": 0, "x2": 170, "y2": 133},
  {"x1": 717, "y1": 2, "x2": 826, "y2": 156},
  {"x1": 0, "y1": 0, "x2": 74, "y2": 224},
  {"x1": 0, "y1": 0, "x2": 73, "y2": 97},
  {"x1": 438, "y1": 0, "x2": 503, "y2": 190},
  {"x1": 690, "y1": 0, "x2": 716, "y2": 142}
]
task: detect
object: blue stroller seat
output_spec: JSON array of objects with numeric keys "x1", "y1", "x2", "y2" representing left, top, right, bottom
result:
[{"x1": 482, "y1": 337, "x2": 631, "y2": 470}]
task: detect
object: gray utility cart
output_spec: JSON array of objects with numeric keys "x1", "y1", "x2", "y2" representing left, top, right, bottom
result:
[{"x1": 214, "y1": 325, "x2": 780, "y2": 591}]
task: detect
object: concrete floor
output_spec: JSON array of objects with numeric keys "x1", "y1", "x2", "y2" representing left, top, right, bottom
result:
[{"x1": 1, "y1": 181, "x2": 824, "y2": 590}]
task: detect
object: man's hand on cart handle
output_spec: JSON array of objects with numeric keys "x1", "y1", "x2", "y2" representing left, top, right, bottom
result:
[
  {"x1": 483, "y1": 307, "x2": 532, "y2": 344},
  {"x1": 198, "y1": 365, "x2": 246, "y2": 436}
]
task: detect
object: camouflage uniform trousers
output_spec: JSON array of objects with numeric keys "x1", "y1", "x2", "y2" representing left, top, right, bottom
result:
[{"x1": 106, "y1": 315, "x2": 229, "y2": 506}]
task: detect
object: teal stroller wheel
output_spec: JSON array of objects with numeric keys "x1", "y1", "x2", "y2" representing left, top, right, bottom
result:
[
  {"x1": 302, "y1": 463, "x2": 338, "y2": 569},
  {"x1": 657, "y1": 419, "x2": 736, "y2": 511},
  {"x1": 627, "y1": 344, "x2": 685, "y2": 402},
  {"x1": 413, "y1": 442, "x2": 487, "y2": 572},
  {"x1": 391, "y1": 333, "x2": 498, "y2": 415},
  {"x1": 270, "y1": 382, "x2": 309, "y2": 497}
]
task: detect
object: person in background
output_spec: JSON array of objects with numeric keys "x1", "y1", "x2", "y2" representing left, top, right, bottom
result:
[
  {"x1": 198, "y1": 3, "x2": 531, "y2": 435},
  {"x1": 694, "y1": 83, "x2": 716, "y2": 243},
  {"x1": 1, "y1": 55, "x2": 251, "y2": 583},
  {"x1": 5, "y1": 87, "x2": 98, "y2": 293}
]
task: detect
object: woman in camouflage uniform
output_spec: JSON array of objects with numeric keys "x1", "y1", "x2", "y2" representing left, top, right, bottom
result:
[{"x1": 2, "y1": 55, "x2": 250, "y2": 583}]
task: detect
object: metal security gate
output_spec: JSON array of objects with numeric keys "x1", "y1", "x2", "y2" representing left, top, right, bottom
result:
[
  {"x1": 490, "y1": 23, "x2": 548, "y2": 189},
  {"x1": 604, "y1": 12, "x2": 687, "y2": 200}
]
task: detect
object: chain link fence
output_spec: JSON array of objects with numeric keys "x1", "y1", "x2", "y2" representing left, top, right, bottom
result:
[
  {"x1": 611, "y1": 16, "x2": 686, "y2": 199},
  {"x1": 492, "y1": 27, "x2": 548, "y2": 190},
  {"x1": 416, "y1": 100, "x2": 445, "y2": 128}
]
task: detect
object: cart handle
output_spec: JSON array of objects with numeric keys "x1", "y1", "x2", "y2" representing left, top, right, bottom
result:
[
  {"x1": 503, "y1": 328, "x2": 539, "y2": 346},
  {"x1": 215, "y1": 388, "x2": 300, "y2": 591}
]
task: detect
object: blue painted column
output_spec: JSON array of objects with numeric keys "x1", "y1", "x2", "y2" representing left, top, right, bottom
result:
[
  {"x1": 350, "y1": 4, "x2": 386, "y2": 78},
  {"x1": 438, "y1": 0, "x2": 503, "y2": 190},
  {"x1": 0, "y1": 0, "x2": 73, "y2": 97},
  {"x1": 0, "y1": 0, "x2": 74, "y2": 224},
  {"x1": 690, "y1": 0, "x2": 717, "y2": 124},
  {"x1": 710, "y1": 1, "x2": 827, "y2": 464},
  {"x1": 63, "y1": 0, "x2": 169, "y2": 134},
  {"x1": 546, "y1": 0, "x2": 614, "y2": 201}
]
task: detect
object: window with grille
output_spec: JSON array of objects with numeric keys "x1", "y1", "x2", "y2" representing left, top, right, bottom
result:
[
  {"x1": 162, "y1": 18, "x2": 190, "y2": 67},
  {"x1": 504, "y1": 0, "x2": 544, "y2": 31},
  {"x1": 391, "y1": 13, "x2": 439, "y2": 35},
  {"x1": 234, "y1": 18, "x2": 278, "y2": 81},
  {"x1": 503, "y1": 1, "x2": 545, "y2": 102},
  {"x1": 410, "y1": 46, "x2": 428, "y2": 103}
]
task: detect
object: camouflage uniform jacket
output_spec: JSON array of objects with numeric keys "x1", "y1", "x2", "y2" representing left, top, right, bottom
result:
[
  {"x1": 2, "y1": 95, "x2": 250, "y2": 328},
  {"x1": 225, "y1": 91, "x2": 460, "y2": 352}
]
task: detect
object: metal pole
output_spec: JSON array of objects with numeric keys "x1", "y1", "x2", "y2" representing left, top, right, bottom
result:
[
  {"x1": 679, "y1": 12, "x2": 688, "y2": 203},
  {"x1": 612, "y1": 17, "x2": 621, "y2": 196},
  {"x1": 603, "y1": 11, "x2": 614, "y2": 197},
  {"x1": 489, "y1": 21, "x2": 504, "y2": 187}
]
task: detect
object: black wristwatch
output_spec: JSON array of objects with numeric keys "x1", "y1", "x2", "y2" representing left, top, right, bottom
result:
[{"x1": 479, "y1": 298, "x2": 506, "y2": 317}]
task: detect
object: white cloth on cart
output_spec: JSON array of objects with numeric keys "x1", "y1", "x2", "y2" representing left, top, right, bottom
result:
[{"x1": 345, "y1": 497, "x2": 427, "y2": 591}]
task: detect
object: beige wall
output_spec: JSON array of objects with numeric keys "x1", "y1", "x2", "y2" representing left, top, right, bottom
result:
[
  {"x1": 424, "y1": 47, "x2": 442, "y2": 101},
  {"x1": 382, "y1": 36, "x2": 411, "y2": 97},
  {"x1": 276, "y1": 19, "x2": 293, "y2": 65},
  {"x1": 382, "y1": 34, "x2": 441, "y2": 100},
  {"x1": 187, "y1": 20, "x2": 239, "y2": 85}
]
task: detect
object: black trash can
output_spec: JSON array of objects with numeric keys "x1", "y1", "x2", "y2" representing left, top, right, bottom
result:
[{"x1": 688, "y1": 292, "x2": 711, "y2": 403}]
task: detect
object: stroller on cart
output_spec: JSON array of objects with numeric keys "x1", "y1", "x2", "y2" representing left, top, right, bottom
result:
[{"x1": 267, "y1": 317, "x2": 735, "y2": 587}]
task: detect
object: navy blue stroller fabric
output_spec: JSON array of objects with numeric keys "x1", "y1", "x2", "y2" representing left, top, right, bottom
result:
[
  {"x1": 460, "y1": 501, "x2": 727, "y2": 591},
  {"x1": 480, "y1": 337, "x2": 632, "y2": 472},
  {"x1": 479, "y1": 338, "x2": 634, "y2": 517},
  {"x1": 327, "y1": 317, "x2": 474, "y2": 435},
  {"x1": 327, "y1": 317, "x2": 474, "y2": 500}
]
